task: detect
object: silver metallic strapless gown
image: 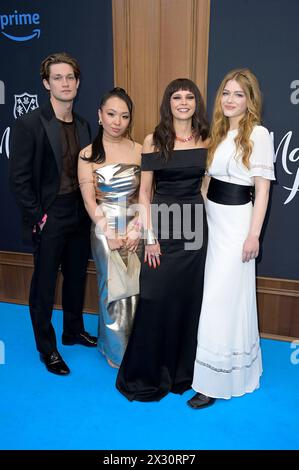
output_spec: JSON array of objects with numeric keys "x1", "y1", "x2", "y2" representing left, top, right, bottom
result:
[{"x1": 91, "y1": 163, "x2": 141, "y2": 367}]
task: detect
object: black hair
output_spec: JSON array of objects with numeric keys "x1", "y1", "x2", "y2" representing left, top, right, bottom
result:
[
  {"x1": 82, "y1": 87, "x2": 133, "y2": 164},
  {"x1": 153, "y1": 78, "x2": 209, "y2": 160}
]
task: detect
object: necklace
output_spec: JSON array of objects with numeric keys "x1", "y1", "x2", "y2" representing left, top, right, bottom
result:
[{"x1": 175, "y1": 132, "x2": 194, "y2": 143}]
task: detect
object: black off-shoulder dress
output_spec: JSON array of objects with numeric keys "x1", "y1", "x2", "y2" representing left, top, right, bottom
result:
[{"x1": 116, "y1": 149, "x2": 208, "y2": 401}]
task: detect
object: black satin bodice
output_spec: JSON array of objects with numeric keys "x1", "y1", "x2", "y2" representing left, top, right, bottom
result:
[
  {"x1": 141, "y1": 149, "x2": 207, "y2": 242},
  {"x1": 141, "y1": 148, "x2": 207, "y2": 202}
]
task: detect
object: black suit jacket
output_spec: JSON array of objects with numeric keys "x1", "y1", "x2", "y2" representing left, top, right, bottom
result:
[{"x1": 9, "y1": 101, "x2": 91, "y2": 240}]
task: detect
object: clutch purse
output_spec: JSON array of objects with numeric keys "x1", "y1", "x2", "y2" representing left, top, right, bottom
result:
[{"x1": 108, "y1": 250, "x2": 141, "y2": 303}]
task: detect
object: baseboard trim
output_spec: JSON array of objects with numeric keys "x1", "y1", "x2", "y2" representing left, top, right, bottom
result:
[{"x1": 1, "y1": 251, "x2": 299, "y2": 338}]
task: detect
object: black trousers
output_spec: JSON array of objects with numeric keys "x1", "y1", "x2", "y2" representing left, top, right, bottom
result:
[{"x1": 29, "y1": 190, "x2": 91, "y2": 355}]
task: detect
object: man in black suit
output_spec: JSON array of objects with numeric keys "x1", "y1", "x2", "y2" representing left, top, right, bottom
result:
[{"x1": 9, "y1": 52, "x2": 97, "y2": 375}]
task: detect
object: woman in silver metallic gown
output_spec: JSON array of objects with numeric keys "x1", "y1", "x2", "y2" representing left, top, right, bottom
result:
[{"x1": 78, "y1": 88, "x2": 142, "y2": 368}]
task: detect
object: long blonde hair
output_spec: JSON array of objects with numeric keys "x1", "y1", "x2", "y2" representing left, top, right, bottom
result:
[{"x1": 207, "y1": 68, "x2": 262, "y2": 169}]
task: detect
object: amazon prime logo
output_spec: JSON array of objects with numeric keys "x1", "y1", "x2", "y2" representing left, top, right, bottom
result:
[
  {"x1": 14, "y1": 93, "x2": 39, "y2": 118},
  {"x1": 0, "y1": 10, "x2": 41, "y2": 42}
]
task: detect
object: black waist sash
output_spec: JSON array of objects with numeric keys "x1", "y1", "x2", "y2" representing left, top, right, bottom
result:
[{"x1": 207, "y1": 177, "x2": 252, "y2": 205}]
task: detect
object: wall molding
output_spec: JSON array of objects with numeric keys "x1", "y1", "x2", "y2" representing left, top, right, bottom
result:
[
  {"x1": 257, "y1": 277, "x2": 299, "y2": 298},
  {"x1": 112, "y1": 0, "x2": 210, "y2": 144},
  {"x1": 0, "y1": 251, "x2": 98, "y2": 314},
  {"x1": 256, "y1": 276, "x2": 299, "y2": 339},
  {"x1": 1, "y1": 251, "x2": 298, "y2": 339}
]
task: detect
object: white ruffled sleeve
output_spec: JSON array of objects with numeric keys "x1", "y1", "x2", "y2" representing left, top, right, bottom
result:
[{"x1": 249, "y1": 126, "x2": 275, "y2": 180}]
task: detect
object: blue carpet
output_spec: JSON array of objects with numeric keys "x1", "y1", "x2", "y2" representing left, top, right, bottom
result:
[{"x1": 0, "y1": 302, "x2": 298, "y2": 450}]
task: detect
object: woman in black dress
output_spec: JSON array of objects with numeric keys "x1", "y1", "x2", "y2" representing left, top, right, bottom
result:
[{"x1": 116, "y1": 78, "x2": 209, "y2": 401}]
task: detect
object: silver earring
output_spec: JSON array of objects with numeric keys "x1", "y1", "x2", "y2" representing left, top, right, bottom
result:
[{"x1": 98, "y1": 119, "x2": 102, "y2": 125}]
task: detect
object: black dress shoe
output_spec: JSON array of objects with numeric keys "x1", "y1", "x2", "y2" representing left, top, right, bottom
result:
[
  {"x1": 40, "y1": 351, "x2": 70, "y2": 375},
  {"x1": 187, "y1": 392, "x2": 215, "y2": 409},
  {"x1": 62, "y1": 331, "x2": 97, "y2": 347}
]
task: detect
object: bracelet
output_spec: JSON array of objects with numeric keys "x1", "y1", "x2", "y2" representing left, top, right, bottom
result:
[{"x1": 144, "y1": 228, "x2": 157, "y2": 245}]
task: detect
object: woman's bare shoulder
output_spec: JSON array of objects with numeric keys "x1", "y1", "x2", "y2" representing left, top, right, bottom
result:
[
  {"x1": 79, "y1": 143, "x2": 92, "y2": 159},
  {"x1": 142, "y1": 133, "x2": 155, "y2": 153},
  {"x1": 134, "y1": 141, "x2": 143, "y2": 152}
]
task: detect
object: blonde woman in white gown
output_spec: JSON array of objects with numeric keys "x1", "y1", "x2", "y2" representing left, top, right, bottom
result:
[{"x1": 188, "y1": 69, "x2": 275, "y2": 409}]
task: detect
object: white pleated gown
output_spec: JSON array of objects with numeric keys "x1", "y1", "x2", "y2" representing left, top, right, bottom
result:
[
  {"x1": 192, "y1": 198, "x2": 262, "y2": 398},
  {"x1": 192, "y1": 126, "x2": 275, "y2": 399}
]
